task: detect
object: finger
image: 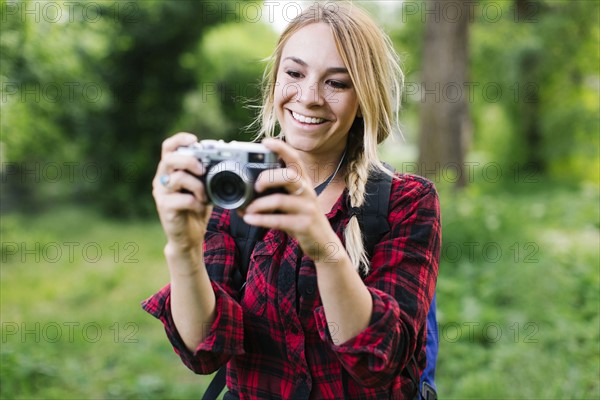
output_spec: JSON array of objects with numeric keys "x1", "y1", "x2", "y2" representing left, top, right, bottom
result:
[
  {"x1": 156, "y1": 192, "x2": 208, "y2": 214},
  {"x1": 244, "y1": 192, "x2": 312, "y2": 216},
  {"x1": 261, "y1": 137, "x2": 302, "y2": 169},
  {"x1": 161, "y1": 132, "x2": 198, "y2": 156},
  {"x1": 159, "y1": 152, "x2": 205, "y2": 177},
  {"x1": 242, "y1": 212, "x2": 307, "y2": 232},
  {"x1": 153, "y1": 174, "x2": 208, "y2": 205},
  {"x1": 261, "y1": 138, "x2": 309, "y2": 184},
  {"x1": 255, "y1": 165, "x2": 306, "y2": 196},
  {"x1": 159, "y1": 170, "x2": 208, "y2": 202}
]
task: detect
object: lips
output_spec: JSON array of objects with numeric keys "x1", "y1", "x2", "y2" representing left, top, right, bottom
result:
[{"x1": 290, "y1": 110, "x2": 326, "y2": 125}]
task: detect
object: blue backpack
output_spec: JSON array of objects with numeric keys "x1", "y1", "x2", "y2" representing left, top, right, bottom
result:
[{"x1": 204, "y1": 167, "x2": 438, "y2": 400}]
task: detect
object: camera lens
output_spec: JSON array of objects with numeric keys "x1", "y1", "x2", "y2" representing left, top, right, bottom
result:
[
  {"x1": 212, "y1": 171, "x2": 245, "y2": 203},
  {"x1": 205, "y1": 161, "x2": 254, "y2": 210}
]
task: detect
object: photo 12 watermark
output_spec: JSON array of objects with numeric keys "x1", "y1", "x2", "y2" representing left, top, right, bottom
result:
[
  {"x1": 325, "y1": 320, "x2": 540, "y2": 345},
  {"x1": 442, "y1": 241, "x2": 540, "y2": 264},
  {"x1": 1, "y1": 1, "x2": 141, "y2": 24},
  {"x1": 1, "y1": 321, "x2": 139, "y2": 344},
  {"x1": 1, "y1": 81, "x2": 148, "y2": 106},
  {"x1": 398, "y1": 1, "x2": 540, "y2": 24},
  {"x1": 196, "y1": 1, "x2": 341, "y2": 24},
  {"x1": 439, "y1": 321, "x2": 539, "y2": 344},
  {"x1": 403, "y1": 81, "x2": 539, "y2": 104},
  {"x1": 2, "y1": 241, "x2": 140, "y2": 264},
  {"x1": 395, "y1": 162, "x2": 540, "y2": 185},
  {"x1": 2, "y1": 81, "x2": 104, "y2": 104},
  {"x1": 1, "y1": 161, "x2": 139, "y2": 184}
]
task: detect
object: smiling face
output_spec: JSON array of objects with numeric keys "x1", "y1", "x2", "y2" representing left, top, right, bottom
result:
[{"x1": 274, "y1": 23, "x2": 359, "y2": 158}]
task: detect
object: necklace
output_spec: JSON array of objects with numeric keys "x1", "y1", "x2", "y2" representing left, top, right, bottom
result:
[{"x1": 313, "y1": 148, "x2": 347, "y2": 196}]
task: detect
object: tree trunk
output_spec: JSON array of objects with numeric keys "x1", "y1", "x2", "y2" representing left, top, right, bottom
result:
[
  {"x1": 515, "y1": 0, "x2": 545, "y2": 174},
  {"x1": 417, "y1": 0, "x2": 472, "y2": 188}
]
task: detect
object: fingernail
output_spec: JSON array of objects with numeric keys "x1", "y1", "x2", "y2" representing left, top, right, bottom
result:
[{"x1": 243, "y1": 214, "x2": 257, "y2": 224}]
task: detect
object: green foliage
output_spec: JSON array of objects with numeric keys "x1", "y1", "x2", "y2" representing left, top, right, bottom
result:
[
  {"x1": 390, "y1": 0, "x2": 599, "y2": 185},
  {"x1": 1, "y1": 0, "x2": 268, "y2": 217},
  {"x1": 435, "y1": 178, "x2": 599, "y2": 398},
  {"x1": 1, "y1": 207, "x2": 215, "y2": 398},
  {"x1": 173, "y1": 20, "x2": 277, "y2": 141},
  {"x1": 469, "y1": 0, "x2": 600, "y2": 184},
  {"x1": 85, "y1": 1, "x2": 234, "y2": 217},
  {"x1": 1, "y1": 0, "x2": 110, "y2": 163},
  {"x1": 1, "y1": 0, "x2": 115, "y2": 212}
]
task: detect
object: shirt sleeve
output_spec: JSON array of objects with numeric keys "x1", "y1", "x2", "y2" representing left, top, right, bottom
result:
[
  {"x1": 314, "y1": 175, "x2": 441, "y2": 387},
  {"x1": 141, "y1": 207, "x2": 245, "y2": 374}
]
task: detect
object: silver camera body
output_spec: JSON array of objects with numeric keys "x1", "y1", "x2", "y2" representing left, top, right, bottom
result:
[{"x1": 177, "y1": 140, "x2": 281, "y2": 210}]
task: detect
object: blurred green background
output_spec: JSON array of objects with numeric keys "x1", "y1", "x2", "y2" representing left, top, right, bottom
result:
[{"x1": 1, "y1": 0, "x2": 598, "y2": 398}]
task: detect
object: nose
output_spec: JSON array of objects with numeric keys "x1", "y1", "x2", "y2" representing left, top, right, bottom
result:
[{"x1": 296, "y1": 80, "x2": 325, "y2": 107}]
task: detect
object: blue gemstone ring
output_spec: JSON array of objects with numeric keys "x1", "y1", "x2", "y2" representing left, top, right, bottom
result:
[{"x1": 159, "y1": 174, "x2": 171, "y2": 188}]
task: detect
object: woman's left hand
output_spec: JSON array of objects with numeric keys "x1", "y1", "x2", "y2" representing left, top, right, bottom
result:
[{"x1": 240, "y1": 138, "x2": 336, "y2": 258}]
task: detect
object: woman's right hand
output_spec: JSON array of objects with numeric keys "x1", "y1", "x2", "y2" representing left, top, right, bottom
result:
[
  {"x1": 153, "y1": 133, "x2": 217, "y2": 350},
  {"x1": 152, "y1": 132, "x2": 212, "y2": 254}
]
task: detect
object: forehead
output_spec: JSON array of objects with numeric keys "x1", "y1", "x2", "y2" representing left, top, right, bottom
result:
[{"x1": 280, "y1": 23, "x2": 346, "y2": 69}]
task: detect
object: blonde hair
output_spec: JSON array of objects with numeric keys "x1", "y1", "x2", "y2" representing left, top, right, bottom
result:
[{"x1": 256, "y1": 2, "x2": 404, "y2": 274}]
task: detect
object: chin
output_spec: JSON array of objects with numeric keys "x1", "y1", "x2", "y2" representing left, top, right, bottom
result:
[{"x1": 281, "y1": 134, "x2": 316, "y2": 151}]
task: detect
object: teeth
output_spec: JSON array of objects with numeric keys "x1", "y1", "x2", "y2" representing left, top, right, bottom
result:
[{"x1": 292, "y1": 111, "x2": 324, "y2": 124}]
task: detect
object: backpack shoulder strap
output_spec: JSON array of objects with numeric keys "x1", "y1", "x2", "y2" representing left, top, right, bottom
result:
[
  {"x1": 358, "y1": 163, "x2": 395, "y2": 258},
  {"x1": 357, "y1": 166, "x2": 438, "y2": 400},
  {"x1": 229, "y1": 210, "x2": 267, "y2": 288},
  {"x1": 202, "y1": 211, "x2": 267, "y2": 400}
]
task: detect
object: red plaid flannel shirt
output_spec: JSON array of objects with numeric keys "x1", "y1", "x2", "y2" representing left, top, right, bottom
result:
[{"x1": 142, "y1": 173, "x2": 441, "y2": 399}]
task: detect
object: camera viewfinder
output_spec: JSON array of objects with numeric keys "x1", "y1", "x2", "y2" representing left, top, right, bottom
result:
[{"x1": 249, "y1": 153, "x2": 265, "y2": 162}]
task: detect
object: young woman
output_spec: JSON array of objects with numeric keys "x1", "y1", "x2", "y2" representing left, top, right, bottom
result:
[{"x1": 144, "y1": 3, "x2": 440, "y2": 399}]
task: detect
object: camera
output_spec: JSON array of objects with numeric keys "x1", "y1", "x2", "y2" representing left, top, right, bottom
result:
[{"x1": 177, "y1": 140, "x2": 281, "y2": 210}]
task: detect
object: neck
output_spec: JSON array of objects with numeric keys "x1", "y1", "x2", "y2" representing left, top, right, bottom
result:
[{"x1": 297, "y1": 148, "x2": 347, "y2": 188}]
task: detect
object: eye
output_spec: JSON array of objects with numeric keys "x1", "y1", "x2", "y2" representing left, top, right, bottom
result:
[
  {"x1": 326, "y1": 80, "x2": 350, "y2": 89},
  {"x1": 285, "y1": 70, "x2": 303, "y2": 79}
]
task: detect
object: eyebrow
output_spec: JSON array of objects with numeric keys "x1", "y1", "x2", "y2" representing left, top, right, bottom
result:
[{"x1": 283, "y1": 56, "x2": 349, "y2": 75}]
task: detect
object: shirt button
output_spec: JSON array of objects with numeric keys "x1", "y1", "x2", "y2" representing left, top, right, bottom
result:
[
  {"x1": 290, "y1": 325, "x2": 299, "y2": 335},
  {"x1": 304, "y1": 287, "x2": 315, "y2": 295}
]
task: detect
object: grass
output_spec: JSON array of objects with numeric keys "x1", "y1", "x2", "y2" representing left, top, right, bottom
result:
[
  {"x1": 1, "y1": 177, "x2": 599, "y2": 399},
  {"x1": 433, "y1": 177, "x2": 599, "y2": 399},
  {"x1": 1, "y1": 207, "x2": 214, "y2": 399}
]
